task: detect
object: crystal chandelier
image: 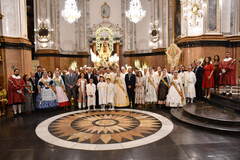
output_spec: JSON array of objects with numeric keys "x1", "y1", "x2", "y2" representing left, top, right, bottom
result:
[
  {"x1": 61, "y1": 0, "x2": 81, "y2": 23},
  {"x1": 126, "y1": 0, "x2": 146, "y2": 23}
]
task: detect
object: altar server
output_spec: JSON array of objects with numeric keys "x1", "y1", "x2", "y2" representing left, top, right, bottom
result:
[
  {"x1": 97, "y1": 76, "x2": 107, "y2": 110},
  {"x1": 184, "y1": 66, "x2": 196, "y2": 103},
  {"x1": 106, "y1": 78, "x2": 115, "y2": 110},
  {"x1": 86, "y1": 78, "x2": 96, "y2": 110}
]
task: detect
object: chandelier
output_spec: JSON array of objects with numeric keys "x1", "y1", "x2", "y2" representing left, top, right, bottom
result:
[
  {"x1": 126, "y1": 0, "x2": 146, "y2": 23},
  {"x1": 61, "y1": 0, "x2": 81, "y2": 23},
  {"x1": 182, "y1": 0, "x2": 206, "y2": 27}
]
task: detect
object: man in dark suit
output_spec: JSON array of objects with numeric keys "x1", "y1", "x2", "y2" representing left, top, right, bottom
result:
[
  {"x1": 34, "y1": 66, "x2": 43, "y2": 94},
  {"x1": 30, "y1": 72, "x2": 37, "y2": 110},
  {"x1": 194, "y1": 61, "x2": 204, "y2": 101},
  {"x1": 84, "y1": 68, "x2": 98, "y2": 84},
  {"x1": 125, "y1": 67, "x2": 136, "y2": 108},
  {"x1": 65, "y1": 68, "x2": 78, "y2": 108}
]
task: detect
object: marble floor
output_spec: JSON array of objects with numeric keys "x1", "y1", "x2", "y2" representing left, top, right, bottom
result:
[
  {"x1": 0, "y1": 105, "x2": 240, "y2": 160},
  {"x1": 36, "y1": 109, "x2": 173, "y2": 150}
]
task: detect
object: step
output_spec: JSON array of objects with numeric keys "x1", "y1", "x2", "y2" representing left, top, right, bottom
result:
[
  {"x1": 183, "y1": 104, "x2": 240, "y2": 125},
  {"x1": 171, "y1": 108, "x2": 240, "y2": 132},
  {"x1": 209, "y1": 94, "x2": 240, "y2": 112}
]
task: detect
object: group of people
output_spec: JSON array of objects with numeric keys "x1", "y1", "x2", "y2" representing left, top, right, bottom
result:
[
  {"x1": 195, "y1": 52, "x2": 237, "y2": 99},
  {"x1": 6, "y1": 52, "x2": 237, "y2": 116}
]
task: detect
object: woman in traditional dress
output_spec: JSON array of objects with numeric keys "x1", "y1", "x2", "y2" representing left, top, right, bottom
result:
[
  {"x1": 77, "y1": 72, "x2": 87, "y2": 109},
  {"x1": 157, "y1": 69, "x2": 170, "y2": 107},
  {"x1": 166, "y1": 71, "x2": 185, "y2": 107},
  {"x1": 53, "y1": 71, "x2": 70, "y2": 108},
  {"x1": 47, "y1": 71, "x2": 53, "y2": 79},
  {"x1": 145, "y1": 68, "x2": 158, "y2": 105},
  {"x1": 37, "y1": 71, "x2": 57, "y2": 109},
  {"x1": 23, "y1": 74, "x2": 34, "y2": 113},
  {"x1": 184, "y1": 66, "x2": 196, "y2": 103},
  {"x1": 114, "y1": 71, "x2": 129, "y2": 107},
  {"x1": 202, "y1": 57, "x2": 214, "y2": 99},
  {"x1": 135, "y1": 71, "x2": 145, "y2": 107}
]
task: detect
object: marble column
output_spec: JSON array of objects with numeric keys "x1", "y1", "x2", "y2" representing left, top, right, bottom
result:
[
  {"x1": 0, "y1": 0, "x2": 32, "y2": 88},
  {"x1": 0, "y1": 0, "x2": 28, "y2": 38},
  {"x1": 35, "y1": 0, "x2": 55, "y2": 50}
]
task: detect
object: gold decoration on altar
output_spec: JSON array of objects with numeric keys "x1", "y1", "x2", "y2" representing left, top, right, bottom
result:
[
  {"x1": 134, "y1": 60, "x2": 148, "y2": 69},
  {"x1": 96, "y1": 27, "x2": 114, "y2": 54},
  {"x1": 166, "y1": 43, "x2": 182, "y2": 67},
  {"x1": 99, "y1": 41, "x2": 111, "y2": 62},
  {"x1": 69, "y1": 61, "x2": 78, "y2": 71},
  {"x1": 91, "y1": 26, "x2": 119, "y2": 68}
]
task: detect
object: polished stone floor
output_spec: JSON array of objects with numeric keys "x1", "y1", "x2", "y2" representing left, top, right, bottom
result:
[{"x1": 0, "y1": 105, "x2": 240, "y2": 160}]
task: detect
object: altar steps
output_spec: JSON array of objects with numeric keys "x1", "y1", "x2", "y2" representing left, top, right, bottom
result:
[{"x1": 171, "y1": 104, "x2": 240, "y2": 132}]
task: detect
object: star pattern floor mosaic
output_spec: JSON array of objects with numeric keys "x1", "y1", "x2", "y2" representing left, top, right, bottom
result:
[{"x1": 36, "y1": 109, "x2": 174, "y2": 150}]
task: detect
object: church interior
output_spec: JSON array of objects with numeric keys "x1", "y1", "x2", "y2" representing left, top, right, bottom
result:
[{"x1": 0, "y1": 0, "x2": 240, "y2": 160}]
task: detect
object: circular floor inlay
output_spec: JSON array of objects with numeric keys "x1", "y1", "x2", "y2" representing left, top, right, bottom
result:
[
  {"x1": 36, "y1": 109, "x2": 174, "y2": 150},
  {"x1": 93, "y1": 119, "x2": 119, "y2": 127}
]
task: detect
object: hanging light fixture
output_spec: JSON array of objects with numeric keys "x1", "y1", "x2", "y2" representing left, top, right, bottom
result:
[
  {"x1": 61, "y1": 0, "x2": 81, "y2": 24},
  {"x1": 126, "y1": 0, "x2": 146, "y2": 23}
]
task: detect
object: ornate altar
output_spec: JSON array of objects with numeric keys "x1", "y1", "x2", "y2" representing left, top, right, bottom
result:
[{"x1": 89, "y1": 21, "x2": 122, "y2": 67}]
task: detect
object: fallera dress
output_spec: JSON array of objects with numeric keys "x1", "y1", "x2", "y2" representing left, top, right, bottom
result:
[
  {"x1": 37, "y1": 77, "x2": 57, "y2": 109},
  {"x1": 166, "y1": 77, "x2": 185, "y2": 107},
  {"x1": 53, "y1": 77, "x2": 70, "y2": 107}
]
